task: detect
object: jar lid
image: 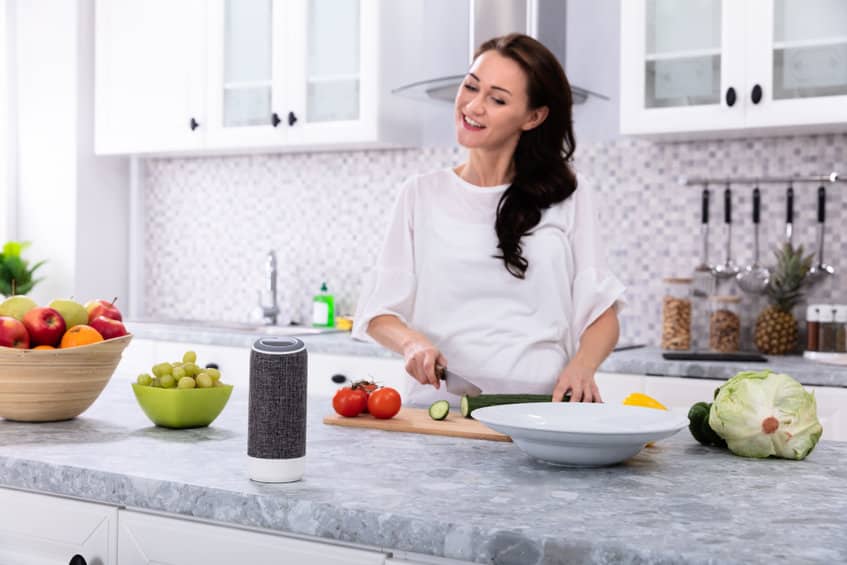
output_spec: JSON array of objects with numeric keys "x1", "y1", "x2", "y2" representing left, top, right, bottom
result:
[
  {"x1": 663, "y1": 277, "x2": 693, "y2": 284},
  {"x1": 835, "y1": 306, "x2": 847, "y2": 323},
  {"x1": 807, "y1": 304, "x2": 822, "y2": 321},
  {"x1": 709, "y1": 295, "x2": 741, "y2": 304}
]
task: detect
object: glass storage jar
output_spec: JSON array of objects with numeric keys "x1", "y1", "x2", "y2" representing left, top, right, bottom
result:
[
  {"x1": 661, "y1": 277, "x2": 693, "y2": 350},
  {"x1": 834, "y1": 305, "x2": 847, "y2": 354},
  {"x1": 818, "y1": 305, "x2": 837, "y2": 352},
  {"x1": 709, "y1": 295, "x2": 742, "y2": 353}
]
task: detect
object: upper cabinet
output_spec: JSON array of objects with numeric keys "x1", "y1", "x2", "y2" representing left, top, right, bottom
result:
[
  {"x1": 620, "y1": 0, "x2": 847, "y2": 138},
  {"x1": 95, "y1": 0, "x2": 422, "y2": 155}
]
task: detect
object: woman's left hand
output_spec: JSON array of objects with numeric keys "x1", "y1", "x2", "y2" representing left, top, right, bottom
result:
[{"x1": 552, "y1": 361, "x2": 603, "y2": 403}]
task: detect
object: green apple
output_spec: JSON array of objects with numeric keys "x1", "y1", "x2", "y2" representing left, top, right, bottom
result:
[
  {"x1": 0, "y1": 295, "x2": 38, "y2": 321},
  {"x1": 48, "y1": 298, "x2": 89, "y2": 329}
]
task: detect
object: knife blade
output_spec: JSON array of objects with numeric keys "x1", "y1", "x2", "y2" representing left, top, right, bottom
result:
[{"x1": 436, "y1": 366, "x2": 483, "y2": 397}]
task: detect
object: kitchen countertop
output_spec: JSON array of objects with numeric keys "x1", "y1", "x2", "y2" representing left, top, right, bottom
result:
[
  {"x1": 127, "y1": 321, "x2": 847, "y2": 388},
  {"x1": 1, "y1": 378, "x2": 845, "y2": 564}
]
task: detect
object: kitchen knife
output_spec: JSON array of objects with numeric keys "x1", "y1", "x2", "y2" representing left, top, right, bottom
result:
[{"x1": 436, "y1": 366, "x2": 483, "y2": 397}]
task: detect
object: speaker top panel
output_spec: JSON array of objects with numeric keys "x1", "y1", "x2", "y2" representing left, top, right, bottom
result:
[{"x1": 252, "y1": 336, "x2": 306, "y2": 355}]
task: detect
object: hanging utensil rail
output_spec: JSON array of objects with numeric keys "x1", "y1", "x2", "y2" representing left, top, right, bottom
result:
[{"x1": 680, "y1": 172, "x2": 841, "y2": 186}]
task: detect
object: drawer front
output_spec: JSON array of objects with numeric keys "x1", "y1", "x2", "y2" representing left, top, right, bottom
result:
[{"x1": 309, "y1": 353, "x2": 408, "y2": 398}]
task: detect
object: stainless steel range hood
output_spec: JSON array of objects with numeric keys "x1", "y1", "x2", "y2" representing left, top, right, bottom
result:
[{"x1": 393, "y1": 0, "x2": 607, "y2": 104}]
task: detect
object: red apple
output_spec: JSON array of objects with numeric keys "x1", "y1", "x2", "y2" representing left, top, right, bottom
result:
[
  {"x1": 85, "y1": 299, "x2": 122, "y2": 323},
  {"x1": 22, "y1": 307, "x2": 66, "y2": 347},
  {"x1": 0, "y1": 316, "x2": 30, "y2": 348},
  {"x1": 89, "y1": 315, "x2": 128, "y2": 340}
]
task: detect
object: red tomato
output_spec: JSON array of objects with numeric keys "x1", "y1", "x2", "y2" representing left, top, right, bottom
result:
[
  {"x1": 332, "y1": 387, "x2": 368, "y2": 417},
  {"x1": 367, "y1": 387, "x2": 401, "y2": 419}
]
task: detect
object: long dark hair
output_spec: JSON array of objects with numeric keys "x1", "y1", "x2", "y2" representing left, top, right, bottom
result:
[{"x1": 475, "y1": 34, "x2": 578, "y2": 279}]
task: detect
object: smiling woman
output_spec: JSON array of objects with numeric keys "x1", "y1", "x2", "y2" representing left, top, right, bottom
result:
[{"x1": 353, "y1": 34, "x2": 626, "y2": 408}]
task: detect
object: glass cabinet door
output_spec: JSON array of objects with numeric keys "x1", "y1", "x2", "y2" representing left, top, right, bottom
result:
[
  {"x1": 644, "y1": 0, "x2": 723, "y2": 108},
  {"x1": 220, "y1": 0, "x2": 274, "y2": 128},
  {"x1": 771, "y1": 0, "x2": 847, "y2": 100},
  {"x1": 303, "y1": 0, "x2": 361, "y2": 123}
]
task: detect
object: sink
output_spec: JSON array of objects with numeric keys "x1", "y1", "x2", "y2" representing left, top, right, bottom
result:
[{"x1": 128, "y1": 319, "x2": 345, "y2": 337}]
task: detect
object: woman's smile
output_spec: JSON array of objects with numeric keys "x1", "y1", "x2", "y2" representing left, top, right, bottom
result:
[{"x1": 462, "y1": 114, "x2": 486, "y2": 131}]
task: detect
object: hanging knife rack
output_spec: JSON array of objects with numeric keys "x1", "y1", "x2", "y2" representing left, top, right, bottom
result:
[{"x1": 680, "y1": 172, "x2": 842, "y2": 186}]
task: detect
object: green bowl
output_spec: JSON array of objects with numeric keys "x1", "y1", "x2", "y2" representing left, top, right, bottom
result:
[{"x1": 131, "y1": 383, "x2": 233, "y2": 429}]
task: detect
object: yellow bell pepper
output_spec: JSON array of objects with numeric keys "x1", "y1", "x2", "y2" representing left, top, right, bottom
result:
[{"x1": 623, "y1": 392, "x2": 667, "y2": 411}]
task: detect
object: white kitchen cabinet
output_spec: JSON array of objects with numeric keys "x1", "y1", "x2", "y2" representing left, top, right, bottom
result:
[
  {"x1": 594, "y1": 372, "x2": 646, "y2": 403},
  {"x1": 96, "y1": 0, "x2": 422, "y2": 155},
  {"x1": 0, "y1": 487, "x2": 118, "y2": 565},
  {"x1": 643, "y1": 375, "x2": 724, "y2": 410},
  {"x1": 808, "y1": 385, "x2": 847, "y2": 442},
  {"x1": 620, "y1": 0, "x2": 847, "y2": 137},
  {"x1": 94, "y1": 0, "x2": 207, "y2": 154},
  {"x1": 113, "y1": 337, "x2": 157, "y2": 380},
  {"x1": 152, "y1": 340, "x2": 251, "y2": 385},
  {"x1": 309, "y1": 352, "x2": 408, "y2": 398},
  {"x1": 118, "y1": 509, "x2": 386, "y2": 565}
]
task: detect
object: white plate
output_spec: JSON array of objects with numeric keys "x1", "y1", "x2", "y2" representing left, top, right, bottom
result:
[{"x1": 472, "y1": 403, "x2": 689, "y2": 467}]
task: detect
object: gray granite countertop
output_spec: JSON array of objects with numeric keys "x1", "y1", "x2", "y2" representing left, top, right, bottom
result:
[
  {"x1": 127, "y1": 321, "x2": 847, "y2": 388},
  {"x1": 0, "y1": 378, "x2": 845, "y2": 564}
]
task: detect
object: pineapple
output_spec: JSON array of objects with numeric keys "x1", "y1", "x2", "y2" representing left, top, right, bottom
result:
[{"x1": 754, "y1": 242, "x2": 814, "y2": 355}]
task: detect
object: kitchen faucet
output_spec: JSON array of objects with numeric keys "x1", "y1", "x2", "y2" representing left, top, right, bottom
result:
[{"x1": 259, "y1": 250, "x2": 279, "y2": 325}]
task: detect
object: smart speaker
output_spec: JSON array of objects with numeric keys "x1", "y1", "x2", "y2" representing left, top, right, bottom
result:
[{"x1": 247, "y1": 336, "x2": 308, "y2": 482}]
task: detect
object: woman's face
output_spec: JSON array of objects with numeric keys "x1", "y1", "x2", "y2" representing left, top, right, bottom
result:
[{"x1": 454, "y1": 50, "x2": 548, "y2": 150}]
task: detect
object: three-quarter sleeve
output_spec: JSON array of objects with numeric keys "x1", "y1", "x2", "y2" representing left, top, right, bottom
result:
[
  {"x1": 568, "y1": 178, "x2": 626, "y2": 346},
  {"x1": 351, "y1": 177, "x2": 418, "y2": 342}
]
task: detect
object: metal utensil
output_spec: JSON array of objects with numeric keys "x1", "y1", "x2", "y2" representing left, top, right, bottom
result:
[
  {"x1": 692, "y1": 186, "x2": 714, "y2": 299},
  {"x1": 807, "y1": 185, "x2": 835, "y2": 285},
  {"x1": 712, "y1": 184, "x2": 739, "y2": 280},
  {"x1": 736, "y1": 186, "x2": 770, "y2": 294},
  {"x1": 785, "y1": 183, "x2": 794, "y2": 244},
  {"x1": 436, "y1": 366, "x2": 482, "y2": 397}
]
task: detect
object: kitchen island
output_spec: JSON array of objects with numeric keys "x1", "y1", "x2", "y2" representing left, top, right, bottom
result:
[{"x1": 1, "y1": 378, "x2": 845, "y2": 564}]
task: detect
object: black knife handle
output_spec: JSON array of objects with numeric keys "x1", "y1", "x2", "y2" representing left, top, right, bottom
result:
[
  {"x1": 818, "y1": 185, "x2": 826, "y2": 223},
  {"x1": 724, "y1": 186, "x2": 732, "y2": 224},
  {"x1": 752, "y1": 187, "x2": 760, "y2": 224},
  {"x1": 701, "y1": 188, "x2": 709, "y2": 224},
  {"x1": 787, "y1": 185, "x2": 794, "y2": 223}
]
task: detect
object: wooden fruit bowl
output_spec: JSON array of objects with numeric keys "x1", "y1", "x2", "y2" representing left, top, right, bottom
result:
[{"x1": 0, "y1": 334, "x2": 132, "y2": 422}]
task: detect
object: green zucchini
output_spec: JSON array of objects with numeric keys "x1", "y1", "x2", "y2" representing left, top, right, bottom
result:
[
  {"x1": 687, "y1": 401, "x2": 727, "y2": 448},
  {"x1": 428, "y1": 400, "x2": 450, "y2": 421},
  {"x1": 460, "y1": 394, "x2": 563, "y2": 418}
]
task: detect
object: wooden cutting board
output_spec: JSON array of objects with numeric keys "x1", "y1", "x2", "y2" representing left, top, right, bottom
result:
[{"x1": 323, "y1": 407, "x2": 511, "y2": 442}]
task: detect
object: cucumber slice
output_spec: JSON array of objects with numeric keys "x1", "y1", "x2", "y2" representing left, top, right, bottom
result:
[{"x1": 428, "y1": 400, "x2": 450, "y2": 421}]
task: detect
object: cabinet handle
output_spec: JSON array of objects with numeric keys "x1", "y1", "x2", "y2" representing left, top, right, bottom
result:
[
  {"x1": 287, "y1": 111, "x2": 298, "y2": 126},
  {"x1": 271, "y1": 113, "x2": 282, "y2": 127},
  {"x1": 725, "y1": 87, "x2": 737, "y2": 107},
  {"x1": 189, "y1": 117, "x2": 200, "y2": 131},
  {"x1": 69, "y1": 555, "x2": 87, "y2": 565},
  {"x1": 751, "y1": 84, "x2": 763, "y2": 104},
  {"x1": 205, "y1": 363, "x2": 219, "y2": 370},
  {"x1": 331, "y1": 374, "x2": 347, "y2": 384}
]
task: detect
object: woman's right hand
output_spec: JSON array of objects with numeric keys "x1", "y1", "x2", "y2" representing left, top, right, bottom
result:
[{"x1": 401, "y1": 333, "x2": 446, "y2": 389}]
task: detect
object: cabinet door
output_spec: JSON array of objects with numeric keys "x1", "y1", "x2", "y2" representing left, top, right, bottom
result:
[
  {"x1": 309, "y1": 353, "x2": 408, "y2": 398},
  {"x1": 95, "y1": 0, "x2": 207, "y2": 154},
  {"x1": 620, "y1": 0, "x2": 746, "y2": 135},
  {"x1": 284, "y1": 0, "x2": 380, "y2": 146},
  {"x1": 808, "y1": 385, "x2": 847, "y2": 442},
  {"x1": 594, "y1": 372, "x2": 646, "y2": 404},
  {"x1": 153, "y1": 341, "x2": 251, "y2": 386},
  {"x1": 113, "y1": 338, "x2": 158, "y2": 380},
  {"x1": 205, "y1": 0, "x2": 288, "y2": 148},
  {"x1": 118, "y1": 509, "x2": 386, "y2": 565},
  {"x1": 0, "y1": 488, "x2": 117, "y2": 565},
  {"x1": 744, "y1": 0, "x2": 847, "y2": 129},
  {"x1": 643, "y1": 376, "x2": 724, "y2": 410}
]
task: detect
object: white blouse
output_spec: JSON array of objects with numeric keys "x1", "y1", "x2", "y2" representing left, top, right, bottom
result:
[{"x1": 352, "y1": 167, "x2": 626, "y2": 405}]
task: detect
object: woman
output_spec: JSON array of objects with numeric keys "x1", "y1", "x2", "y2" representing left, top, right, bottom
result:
[{"x1": 352, "y1": 34, "x2": 625, "y2": 404}]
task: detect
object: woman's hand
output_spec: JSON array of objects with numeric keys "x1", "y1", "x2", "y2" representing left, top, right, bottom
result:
[
  {"x1": 552, "y1": 361, "x2": 603, "y2": 403},
  {"x1": 401, "y1": 333, "x2": 446, "y2": 389}
]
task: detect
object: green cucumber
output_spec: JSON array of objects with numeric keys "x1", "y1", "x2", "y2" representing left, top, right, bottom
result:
[
  {"x1": 461, "y1": 394, "x2": 564, "y2": 418},
  {"x1": 428, "y1": 400, "x2": 450, "y2": 421},
  {"x1": 687, "y1": 401, "x2": 727, "y2": 448}
]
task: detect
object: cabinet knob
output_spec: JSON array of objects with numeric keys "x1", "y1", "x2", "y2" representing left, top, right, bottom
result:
[
  {"x1": 205, "y1": 363, "x2": 219, "y2": 370},
  {"x1": 189, "y1": 117, "x2": 200, "y2": 131},
  {"x1": 331, "y1": 374, "x2": 347, "y2": 384},
  {"x1": 69, "y1": 555, "x2": 87, "y2": 565},
  {"x1": 725, "y1": 87, "x2": 737, "y2": 107},
  {"x1": 271, "y1": 113, "x2": 281, "y2": 127},
  {"x1": 751, "y1": 84, "x2": 763, "y2": 104},
  {"x1": 287, "y1": 111, "x2": 298, "y2": 126}
]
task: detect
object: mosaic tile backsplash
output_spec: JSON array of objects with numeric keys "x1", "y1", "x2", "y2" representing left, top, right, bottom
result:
[{"x1": 143, "y1": 133, "x2": 847, "y2": 348}]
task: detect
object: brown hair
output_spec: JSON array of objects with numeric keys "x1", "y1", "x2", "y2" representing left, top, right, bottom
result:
[{"x1": 475, "y1": 33, "x2": 578, "y2": 279}]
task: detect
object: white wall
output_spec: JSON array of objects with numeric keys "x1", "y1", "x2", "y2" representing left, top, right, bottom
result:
[
  {"x1": 14, "y1": 0, "x2": 129, "y2": 305},
  {"x1": 0, "y1": 0, "x2": 12, "y2": 242}
]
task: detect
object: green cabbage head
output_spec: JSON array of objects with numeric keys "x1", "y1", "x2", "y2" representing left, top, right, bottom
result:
[{"x1": 708, "y1": 370, "x2": 823, "y2": 460}]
